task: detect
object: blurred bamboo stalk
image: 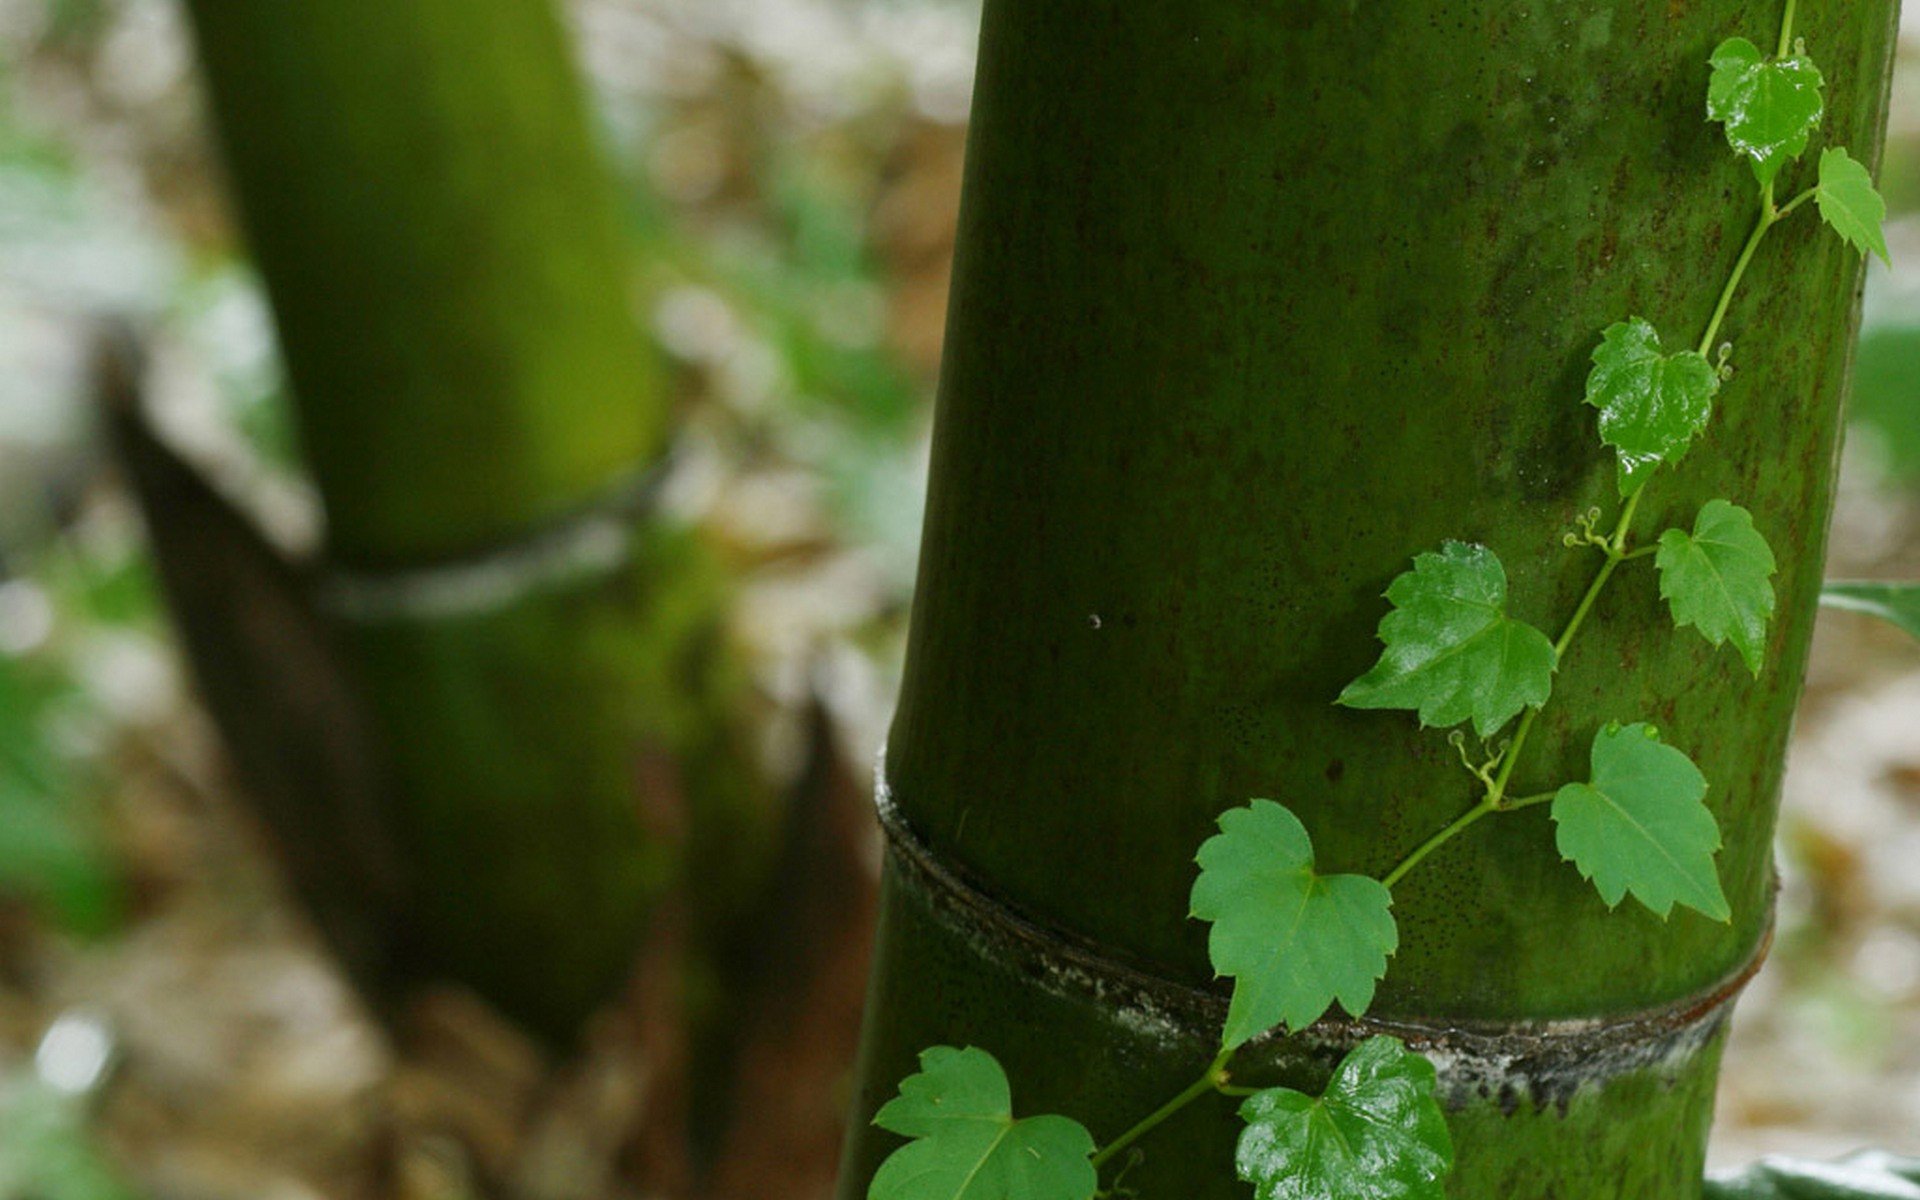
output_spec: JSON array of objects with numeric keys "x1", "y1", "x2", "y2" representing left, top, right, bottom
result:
[{"x1": 172, "y1": 0, "x2": 772, "y2": 1042}]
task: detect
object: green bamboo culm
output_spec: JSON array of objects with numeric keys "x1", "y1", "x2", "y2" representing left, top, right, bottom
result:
[
  {"x1": 837, "y1": 1, "x2": 1897, "y2": 1197},
  {"x1": 184, "y1": 0, "x2": 660, "y2": 562},
  {"x1": 181, "y1": 0, "x2": 767, "y2": 1036}
]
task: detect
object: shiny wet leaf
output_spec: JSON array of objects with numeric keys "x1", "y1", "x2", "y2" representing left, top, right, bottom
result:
[
  {"x1": 1337, "y1": 542, "x2": 1556, "y2": 738},
  {"x1": 1585, "y1": 318, "x2": 1718, "y2": 497},
  {"x1": 1234, "y1": 1037, "x2": 1452, "y2": 1200},
  {"x1": 1707, "y1": 37, "x2": 1825, "y2": 186}
]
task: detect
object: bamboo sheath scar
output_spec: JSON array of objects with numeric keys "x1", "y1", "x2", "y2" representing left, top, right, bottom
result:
[
  {"x1": 836, "y1": 0, "x2": 1898, "y2": 1196},
  {"x1": 317, "y1": 458, "x2": 674, "y2": 624},
  {"x1": 872, "y1": 759, "x2": 1772, "y2": 1112}
]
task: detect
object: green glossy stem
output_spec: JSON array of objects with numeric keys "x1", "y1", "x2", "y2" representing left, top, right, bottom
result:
[
  {"x1": 1608, "y1": 489, "x2": 1649, "y2": 556},
  {"x1": 1775, "y1": 188, "x2": 1818, "y2": 219},
  {"x1": 1090, "y1": 1049, "x2": 1233, "y2": 1169},
  {"x1": 1699, "y1": 209, "x2": 1777, "y2": 359},
  {"x1": 1504, "y1": 792, "x2": 1558, "y2": 811},
  {"x1": 1486, "y1": 550, "x2": 1622, "y2": 805},
  {"x1": 1382, "y1": 798, "x2": 1498, "y2": 890}
]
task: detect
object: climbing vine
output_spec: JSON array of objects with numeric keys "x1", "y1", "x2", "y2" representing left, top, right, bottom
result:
[{"x1": 866, "y1": 6, "x2": 1896, "y2": 1199}]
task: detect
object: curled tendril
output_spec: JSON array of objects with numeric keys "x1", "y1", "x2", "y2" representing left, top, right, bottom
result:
[
  {"x1": 1097, "y1": 1147, "x2": 1147, "y2": 1200},
  {"x1": 1571, "y1": 506, "x2": 1611, "y2": 549}
]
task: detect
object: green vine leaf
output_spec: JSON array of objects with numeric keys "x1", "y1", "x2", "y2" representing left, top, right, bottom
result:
[
  {"x1": 1234, "y1": 1037, "x2": 1453, "y2": 1200},
  {"x1": 1336, "y1": 542, "x2": 1556, "y2": 737},
  {"x1": 1814, "y1": 147, "x2": 1891, "y2": 265},
  {"x1": 1191, "y1": 801, "x2": 1397, "y2": 1051},
  {"x1": 1585, "y1": 318, "x2": 1720, "y2": 497},
  {"x1": 1655, "y1": 499, "x2": 1777, "y2": 675},
  {"x1": 1551, "y1": 722, "x2": 1730, "y2": 922},
  {"x1": 1707, "y1": 36, "x2": 1825, "y2": 187},
  {"x1": 870, "y1": 1046, "x2": 1096, "y2": 1200},
  {"x1": 1820, "y1": 581, "x2": 1920, "y2": 643}
]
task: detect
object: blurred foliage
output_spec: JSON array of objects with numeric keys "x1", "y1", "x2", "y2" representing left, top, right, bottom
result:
[
  {"x1": 1847, "y1": 107, "x2": 1920, "y2": 488},
  {"x1": 0, "y1": 0, "x2": 953, "y2": 968},
  {"x1": 0, "y1": 532, "x2": 157, "y2": 939},
  {"x1": 1705, "y1": 1152, "x2": 1920, "y2": 1199},
  {"x1": 0, "y1": 656, "x2": 117, "y2": 936},
  {"x1": 32, "y1": 0, "x2": 113, "y2": 52},
  {"x1": 1850, "y1": 319, "x2": 1920, "y2": 485},
  {"x1": 0, "y1": 1077, "x2": 133, "y2": 1200}
]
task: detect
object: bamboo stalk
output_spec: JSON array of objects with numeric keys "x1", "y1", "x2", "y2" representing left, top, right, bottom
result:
[
  {"x1": 184, "y1": 0, "x2": 662, "y2": 565},
  {"x1": 180, "y1": 0, "x2": 770, "y2": 1038},
  {"x1": 837, "y1": 0, "x2": 1898, "y2": 1194}
]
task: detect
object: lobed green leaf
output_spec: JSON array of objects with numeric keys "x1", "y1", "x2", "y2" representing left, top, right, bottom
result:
[
  {"x1": 1814, "y1": 147, "x2": 1891, "y2": 264},
  {"x1": 1191, "y1": 801, "x2": 1397, "y2": 1051},
  {"x1": 1551, "y1": 723, "x2": 1730, "y2": 922},
  {"x1": 1820, "y1": 581, "x2": 1920, "y2": 643},
  {"x1": 870, "y1": 1046, "x2": 1096, "y2": 1200},
  {"x1": 1706, "y1": 37, "x2": 1825, "y2": 187},
  {"x1": 1234, "y1": 1037, "x2": 1453, "y2": 1200},
  {"x1": 1585, "y1": 318, "x2": 1719, "y2": 496},
  {"x1": 1656, "y1": 500, "x2": 1777, "y2": 675},
  {"x1": 1337, "y1": 542, "x2": 1556, "y2": 738}
]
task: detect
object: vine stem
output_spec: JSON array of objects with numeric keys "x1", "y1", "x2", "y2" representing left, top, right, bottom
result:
[
  {"x1": 1481, "y1": 540, "x2": 1624, "y2": 807},
  {"x1": 1378, "y1": 527, "x2": 1632, "y2": 888},
  {"x1": 1774, "y1": 186, "x2": 1817, "y2": 220},
  {"x1": 1480, "y1": 25, "x2": 1822, "y2": 815},
  {"x1": 1503, "y1": 791, "x2": 1557, "y2": 810},
  {"x1": 1090, "y1": 1048, "x2": 1235, "y2": 1169},
  {"x1": 1697, "y1": 206, "x2": 1774, "y2": 359},
  {"x1": 1385, "y1": 67, "x2": 1810, "y2": 884},
  {"x1": 1381, "y1": 796, "x2": 1496, "y2": 889}
]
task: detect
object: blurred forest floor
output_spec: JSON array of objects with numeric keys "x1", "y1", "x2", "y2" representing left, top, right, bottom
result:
[{"x1": 0, "y1": 0, "x2": 1915, "y2": 1195}]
